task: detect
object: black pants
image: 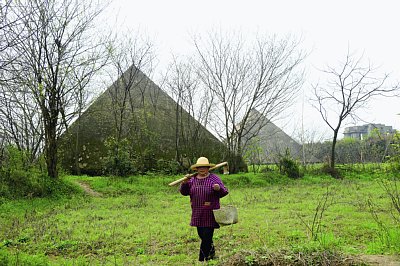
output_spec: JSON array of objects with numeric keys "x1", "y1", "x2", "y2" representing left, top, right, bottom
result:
[{"x1": 196, "y1": 227, "x2": 215, "y2": 261}]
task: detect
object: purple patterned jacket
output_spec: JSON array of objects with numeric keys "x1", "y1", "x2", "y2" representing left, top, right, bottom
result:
[{"x1": 180, "y1": 173, "x2": 229, "y2": 228}]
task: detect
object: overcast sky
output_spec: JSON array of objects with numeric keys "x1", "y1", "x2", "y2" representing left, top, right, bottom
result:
[{"x1": 106, "y1": 0, "x2": 400, "y2": 140}]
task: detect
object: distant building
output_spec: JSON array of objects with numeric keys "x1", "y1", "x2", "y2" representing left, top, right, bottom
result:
[{"x1": 343, "y1": 123, "x2": 395, "y2": 140}]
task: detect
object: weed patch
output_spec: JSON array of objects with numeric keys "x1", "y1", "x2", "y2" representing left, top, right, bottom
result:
[{"x1": 1, "y1": 172, "x2": 400, "y2": 265}]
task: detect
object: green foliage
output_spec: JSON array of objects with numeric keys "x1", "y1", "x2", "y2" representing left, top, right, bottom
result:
[
  {"x1": 278, "y1": 149, "x2": 302, "y2": 178},
  {"x1": 387, "y1": 131, "x2": 400, "y2": 170},
  {"x1": 1, "y1": 170, "x2": 400, "y2": 264},
  {"x1": 365, "y1": 178, "x2": 400, "y2": 254},
  {"x1": 0, "y1": 249, "x2": 50, "y2": 266},
  {"x1": 312, "y1": 132, "x2": 397, "y2": 165},
  {"x1": 336, "y1": 137, "x2": 362, "y2": 164},
  {"x1": 296, "y1": 187, "x2": 335, "y2": 243},
  {"x1": 243, "y1": 137, "x2": 263, "y2": 173},
  {"x1": 0, "y1": 169, "x2": 79, "y2": 199},
  {"x1": 102, "y1": 137, "x2": 185, "y2": 176},
  {"x1": 1, "y1": 145, "x2": 24, "y2": 170},
  {"x1": 248, "y1": 164, "x2": 276, "y2": 173},
  {"x1": 0, "y1": 146, "x2": 41, "y2": 180},
  {"x1": 155, "y1": 159, "x2": 182, "y2": 175},
  {"x1": 320, "y1": 164, "x2": 342, "y2": 179},
  {"x1": 0, "y1": 145, "x2": 76, "y2": 199},
  {"x1": 102, "y1": 137, "x2": 136, "y2": 177},
  {"x1": 0, "y1": 145, "x2": 44, "y2": 171}
]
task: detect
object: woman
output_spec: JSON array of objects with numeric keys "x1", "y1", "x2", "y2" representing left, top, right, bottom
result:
[{"x1": 180, "y1": 157, "x2": 229, "y2": 261}]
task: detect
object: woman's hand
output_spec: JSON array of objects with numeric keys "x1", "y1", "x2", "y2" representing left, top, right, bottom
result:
[{"x1": 212, "y1": 184, "x2": 220, "y2": 191}]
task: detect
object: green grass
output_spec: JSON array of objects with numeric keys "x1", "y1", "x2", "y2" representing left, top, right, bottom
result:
[{"x1": 0, "y1": 171, "x2": 399, "y2": 265}]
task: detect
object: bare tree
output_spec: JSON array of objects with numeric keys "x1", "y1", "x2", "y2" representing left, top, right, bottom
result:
[
  {"x1": 193, "y1": 31, "x2": 305, "y2": 173},
  {"x1": 68, "y1": 61, "x2": 104, "y2": 175},
  {"x1": 292, "y1": 125, "x2": 327, "y2": 165},
  {"x1": 0, "y1": 0, "x2": 17, "y2": 70},
  {"x1": 106, "y1": 30, "x2": 155, "y2": 142},
  {"x1": 103, "y1": 29, "x2": 156, "y2": 173},
  {"x1": 164, "y1": 56, "x2": 214, "y2": 166},
  {"x1": 0, "y1": 83, "x2": 44, "y2": 167},
  {"x1": 1, "y1": 0, "x2": 43, "y2": 167},
  {"x1": 1, "y1": 0, "x2": 109, "y2": 178},
  {"x1": 311, "y1": 50, "x2": 398, "y2": 172}
]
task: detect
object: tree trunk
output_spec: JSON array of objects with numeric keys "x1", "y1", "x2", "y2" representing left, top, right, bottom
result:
[
  {"x1": 228, "y1": 152, "x2": 247, "y2": 174},
  {"x1": 45, "y1": 123, "x2": 58, "y2": 179},
  {"x1": 74, "y1": 118, "x2": 81, "y2": 175},
  {"x1": 174, "y1": 101, "x2": 181, "y2": 164},
  {"x1": 43, "y1": 100, "x2": 59, "y2": 179},
  {"x1": 330, "y1": 130, "x2": 339, "y2": 169}
]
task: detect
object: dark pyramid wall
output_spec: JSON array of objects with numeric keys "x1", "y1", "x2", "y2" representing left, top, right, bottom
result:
[{"x1": 59, "y1": 66, "x2": 227, "y2": 175}]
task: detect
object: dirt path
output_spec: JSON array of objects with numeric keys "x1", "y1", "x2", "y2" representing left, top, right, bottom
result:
[
  {"x1": 75, "y1": 181, "x2": 103, "y2": 197},
  {"x1": 358, "y1": 255, "x2": 400, "y2": 266}
]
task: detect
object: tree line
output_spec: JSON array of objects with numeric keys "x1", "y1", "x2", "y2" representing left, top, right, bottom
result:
[{"x1": 1, "y1": 0, "x2": 399, "y2": 180}]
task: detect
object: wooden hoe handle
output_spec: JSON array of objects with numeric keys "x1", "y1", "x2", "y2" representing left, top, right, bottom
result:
[{"x1": 168, "y1": 162, "x2": 228, "y2": 186}]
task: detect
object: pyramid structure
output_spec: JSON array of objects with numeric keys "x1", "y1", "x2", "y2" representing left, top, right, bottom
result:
[
  {"x1": 58, "y1": 66, "x2": 227, "y2": 175},
  {"x1": 243, "y1": 109, "x2": 316, "y2": 164}
]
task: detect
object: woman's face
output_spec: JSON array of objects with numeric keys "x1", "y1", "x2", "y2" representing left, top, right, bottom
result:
[{"x1": 197, "y1": 166, "x2": 210, "y2": 176}]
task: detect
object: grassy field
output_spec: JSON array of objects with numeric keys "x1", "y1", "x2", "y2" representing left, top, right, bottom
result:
[{"x1": 1, "y1": 171, "x2": 400, "y2": 265}]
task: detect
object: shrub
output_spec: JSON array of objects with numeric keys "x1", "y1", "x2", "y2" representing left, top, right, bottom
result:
[
  {"x1": 278, "y1": 149, "x2": 303, "y2": 179},
  {"x1": 156, "y1": 159, "x2": 182, "y2": 175},
  {"x1": 387, "y1": 131, "x2": 400, "y2": 171},
  {"x1": 102, "y1": 137, "x2": 136, "y2": 177},
  {"x1": 0, "y1": 169, "x2": 78, "y2": 199},
  {"x1": 0, "y1": 145, "x2": 74, "y2": 199},
  {"x1": 320, "y1": 164, "x2": 342, "y2": 179}
]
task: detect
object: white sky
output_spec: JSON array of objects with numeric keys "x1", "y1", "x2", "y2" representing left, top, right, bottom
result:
[{"x1": 105, "y1": 0, "x2": 400, "y2": 140}]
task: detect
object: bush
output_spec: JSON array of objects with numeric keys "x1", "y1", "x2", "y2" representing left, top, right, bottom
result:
[
  {"x1": 320, "y1": 164, "x2": 342, "y2": 179},
  {"x1": 0, "y1": 169, "x2": 78, "y2": 199},
  {"x1": 102, "y1": 137, "x2": 136, "y2": 177},
  {"x1": 156, "y1": 159, "x2": 182, "y2": 175},
  {"x1": 0, "y1": 145, "x2": 76, "y2": 199},
  {"x1": 387, "y1": 131, "x2": 400, "y2": 171},
  {"x1": 278, "y1": 149, "x2": 303, "y2": 179}
]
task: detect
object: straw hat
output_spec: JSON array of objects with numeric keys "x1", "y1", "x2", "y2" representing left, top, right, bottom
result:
[{"x1": 190, "y1": 157, "x2": 216, "y2": 170}]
